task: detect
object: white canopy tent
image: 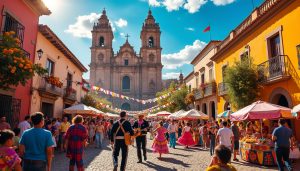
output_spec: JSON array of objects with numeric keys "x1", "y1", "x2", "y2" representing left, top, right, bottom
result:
[{"x1": 177, "y1": 109, "x2": 209, "y2": 120}]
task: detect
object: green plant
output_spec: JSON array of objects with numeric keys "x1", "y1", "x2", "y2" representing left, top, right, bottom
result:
[
  {"x1": 0, "y1": 31, "x2": 47, "y2": 89},
  {"x1": 224, "y1": 58, "x2": 260, "y2": 109}
]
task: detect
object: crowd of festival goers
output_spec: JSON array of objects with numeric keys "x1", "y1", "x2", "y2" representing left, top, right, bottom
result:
[{"x1": 0, "y1": 111, "x2": 297, "y2": 171}]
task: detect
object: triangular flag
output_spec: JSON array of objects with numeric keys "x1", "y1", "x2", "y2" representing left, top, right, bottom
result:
[{"x1": 203, "y1": 26, "x2": 210, "y2": 32}]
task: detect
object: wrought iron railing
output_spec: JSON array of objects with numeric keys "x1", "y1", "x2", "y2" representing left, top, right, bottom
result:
[
  {"x1": 203, "y1": 82, "x2": 217, "y2": 97},
  {"x1": 257, "y1": 55, "x2": 291, "y2": 83},
  {"x1": 3, "y1": 12, "x2": 25, "y2": 47},
  {"x1": 63, "y1": 87, "x2": 77, "y2": 101},
  {"x1": 38, "y1": 78, "x2": 63, "y2": 96},
  {"x1": 218, "y1": 82, "x2": 228, "y2": 96},
  {"x1": 193, "y1": 89, "x2": 203, "y2": 100}
]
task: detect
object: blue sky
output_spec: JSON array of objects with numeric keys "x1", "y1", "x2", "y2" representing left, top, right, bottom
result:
[{"x1": 41, "y1": 0, "x2": 264, "y2": 80}]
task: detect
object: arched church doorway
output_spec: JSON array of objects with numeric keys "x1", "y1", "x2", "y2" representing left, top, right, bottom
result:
[{"x1": 121, "y1": 103, "x2": 131, "y2": 111}]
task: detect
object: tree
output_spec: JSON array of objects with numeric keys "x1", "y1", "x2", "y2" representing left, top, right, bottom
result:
[
  {"x1": 0, "y1": 31, "x2": 47, "y2": 89},
  {"x1": 156, "y1": 82, "x2": 189, "y2": 113},
  {"x1": 81, "y1": 92, "x2": 112, "y2": 113},
  {"x1": 224, "y1": 58, "x2": 260, "y2": 109}
]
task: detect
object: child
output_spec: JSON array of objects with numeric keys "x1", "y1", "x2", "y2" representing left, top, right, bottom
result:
[
  {"x1": 13, "y1": 128, "x2": 21, "y2": 151},
  {"x1": 0, "y1": 129, "x2": 22, "y2": 171},
  {"x1": 51, "y1": 129, "x2": 57, "y2": 157}
]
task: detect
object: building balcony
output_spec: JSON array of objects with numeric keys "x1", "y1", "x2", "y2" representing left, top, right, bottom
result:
[
  {"x1": 257, "y1": 55, "x2": 291, "y2": 85},
  {"x1": 38, "y1": 78, "x2": 63, "y2": 98},
  {"x1": 203, "y1": 82, "x2": 217, "y2": 97},
  {"x1": 193, "y1": 89, "x2": 203, "y2": 100},
  {"x1": 218, "y1": 82, "x2": 228, "y2": 96},
  {"x1": 63, "y1": 87, "x2": 77, "y2": 102}
]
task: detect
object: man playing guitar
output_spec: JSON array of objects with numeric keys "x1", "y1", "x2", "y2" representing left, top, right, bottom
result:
[{"x1": 132, "y1": 114, "x2": 149, "y2": 163}]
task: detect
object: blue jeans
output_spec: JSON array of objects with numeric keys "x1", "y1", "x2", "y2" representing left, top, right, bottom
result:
[
  {"x1": 169, "y1": 132, "x2": 176, "y2": 148},
  {"x1": 95, "y1": 132, "x2": 103, "y2": 148},
  {"x1": 209, "y1": 136, "x2": 216, "y2": 156},
  {"x1": 23, "y1": 159, "x2": 46, "y2": 171},
  {"x1": 275, "y1": 147, "x2": 293, "y2": 171}
]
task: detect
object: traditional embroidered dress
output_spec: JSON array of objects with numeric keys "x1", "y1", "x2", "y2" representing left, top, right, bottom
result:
[
  {"x1": 0, "y1": 146, "x2": 21, "y2": 170},
  {"x1": 177, "y1": 126, "x2": 196, "y2": 147},
  {"x1": 152, "y1": 126, "x2": 169, "y2": 154}
]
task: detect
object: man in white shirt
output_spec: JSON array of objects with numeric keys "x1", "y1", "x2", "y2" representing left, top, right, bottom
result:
[
  {"x1": 217, "y1": 121, "x2": 234, "y2": 150},
  {"x1": 18, "y1": 115, "x2": 31, "y2": 136}
]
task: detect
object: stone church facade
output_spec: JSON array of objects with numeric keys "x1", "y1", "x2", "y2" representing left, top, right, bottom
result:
[{"x1": 89, "y1": 9, "x2": 163, "y2": 111}]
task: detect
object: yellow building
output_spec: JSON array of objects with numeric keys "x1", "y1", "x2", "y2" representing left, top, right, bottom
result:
[
  {"x1": 30, "y1": 25, "x2": 88, "y2": 119},
  {"x1": 211, "y1": 0, "x2": 300, "y2": 139}
]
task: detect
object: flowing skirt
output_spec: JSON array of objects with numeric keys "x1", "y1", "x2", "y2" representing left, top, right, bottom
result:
[
  {"x1": 152, "y1": 138, "x2": 169, "y2": 154},
  {"x1": 177, "y1": 131, "x2": 196, "y2": 146}
]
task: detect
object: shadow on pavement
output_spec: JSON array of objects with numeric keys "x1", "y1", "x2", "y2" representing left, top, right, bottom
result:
[
  {"x1": 168, "y1": 152, "x2": 191, "y2": 157},
  {"x1": 159, "y1": 157, "x2": 191, "y2": 168},
  {"x1": 142, "y1": 161, "x2": 177, "y2": 171}
]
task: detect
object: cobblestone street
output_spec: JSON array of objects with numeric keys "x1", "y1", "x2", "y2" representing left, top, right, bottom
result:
[{"x1": 52, "y1": 136, "x2": 300, "y2": 171}]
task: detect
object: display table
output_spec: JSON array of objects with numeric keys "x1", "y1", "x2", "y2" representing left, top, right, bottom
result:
[{"x1": 240, "y1": 141, "x2": 277, "y2": 166}]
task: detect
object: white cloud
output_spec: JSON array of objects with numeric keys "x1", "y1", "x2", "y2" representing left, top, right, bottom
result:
[
  {"x1": 149, "y1": 0, "x2": 161, "y2": 6},
  {"x1": 163, "y1": 72, "x2": 180, "y2": 79},
  {"x1": 65, "y1": 13, "x2": 122, "y2": 38},
  {"x1": 185, "y1": 27, "x2": 195, "y2": 31},
  {"x1": 211, "y1": 0, "x2": 235, "y2": 6},
  {"x1": 184, "y1": 0, "x2": 208, "y2": 13},
  {"x1": 65, "y1": 13, "x2": 100, "y2": 38},
  {"x1": 120, "y1": 32, "x2": 126, "y2": 38},
  {"x1": 163, "y1": 0, "x2": 185, "y2": 11},
  {"x1": 114, "y1": 18, "x2": 128, "y2": 28},
  {"x1": 162, "y1": 40, "x2": 207, "y2": 69}
]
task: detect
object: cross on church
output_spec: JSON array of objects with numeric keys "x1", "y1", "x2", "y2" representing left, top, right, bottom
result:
[{"x1": 125, "y1": 34, "x2": 130, "y2": 41}]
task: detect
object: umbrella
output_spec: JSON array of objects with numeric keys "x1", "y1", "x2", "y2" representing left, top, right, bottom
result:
[
  {"x1": 230, "y1": 101, "x2": 292, "y2": 121},
  {"x1": 155, "y1": 111, "x2": 172, "y2": 117},
  {"x1": 178, "y1": 109, "x2": 209, "y2": 120},
  {"x1": 168, "y1": 110, "x2": 185, "y2": 119},
  {"x1": 147, "y1": 113, "x2": 157, "y2": 119},
  {"x1": 106, "y1": 113, "x2": 119, "y2": 118},
  {"x1": 292, "y1": 104, "x2": 300, "y2": 113},
  {"x1": 64, "y1": 104, "x2": 95, "y2": 115},
  {"x1": 217, "y1": 110, "x2": 232, "y2": 118},
  {"x1": 88, "y1": 106, "x2": 106, "y2": 116}
]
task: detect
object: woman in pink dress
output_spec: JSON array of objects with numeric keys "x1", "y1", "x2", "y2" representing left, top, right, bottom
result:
[
  {"x1": 177, "y1": 122, "x2": 196, "y2": 148},
  {"x1": 152, "y1": 121, "x2": 169, "y2": 158}
]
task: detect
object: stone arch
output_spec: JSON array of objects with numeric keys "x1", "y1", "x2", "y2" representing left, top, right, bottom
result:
[
  {"x1": 148, "y1": 36, "x2": 154, "y2": 47},
  {"x1": 122, "y1": 76, "x2": 130, "y2": 92},
  {"x1": 99, "y1": 36, "x2": 104, "y2": 47},
  {"x1": 224, "y1": 101, "x2": 230, "y2": 111},
  {"x1": 202, "y1": 103, "x2": 207, "y2": 114},
  {"x1": 121, "y1": 103, "x2": 131, "y2": 111},
  {"x1": 209, "y1": 101, "x2": 216, "y2": 119},
  {"x1": 269, "y1": 87, "x2": 293, "y2": 108}
]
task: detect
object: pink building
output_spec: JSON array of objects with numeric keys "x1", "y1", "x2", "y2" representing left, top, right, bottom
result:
[{"x1": 0, "y1": 0, "x2": 50, "y2": 127}]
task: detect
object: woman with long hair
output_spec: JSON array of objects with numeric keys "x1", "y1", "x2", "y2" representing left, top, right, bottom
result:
[
  {"x1": 152, "y1": 121, "x2": 169, "y2": 158},
  {"x1": 177, "y1": 122, "x2": 196, "y2": 148}
]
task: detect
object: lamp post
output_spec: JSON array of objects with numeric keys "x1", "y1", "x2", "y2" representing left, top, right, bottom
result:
[{"x1": 36, "y1": 49, "x2": 43, "y2": 60}]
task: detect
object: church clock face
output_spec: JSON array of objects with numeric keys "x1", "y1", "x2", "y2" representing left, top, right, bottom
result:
[{"x1": 89, "y1": 9, "x2": 162, "y2": 111}]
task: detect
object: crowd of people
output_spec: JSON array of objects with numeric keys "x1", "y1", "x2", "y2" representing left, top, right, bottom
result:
[{"x1": 0, "y1": 111, "x2": 298, "y2": 171}]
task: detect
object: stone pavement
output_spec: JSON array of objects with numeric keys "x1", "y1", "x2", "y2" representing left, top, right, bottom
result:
[{"x1": 52, "y1": 136, "x2": 300, "y2": 171}]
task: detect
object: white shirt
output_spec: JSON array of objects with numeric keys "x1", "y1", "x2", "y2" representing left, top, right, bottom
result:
[
  {"x1": 217, "y1": 127, "x2": 234, "y2": 147},
  {"x1": 184, "y1": 126, "x2": 191, "y2": 132},
  {"x1": 151, "y1": 121, "x2": 158, "y2": 129},
  {"x1": 168, "y1": 124, "x2": 176, "y2": 133},
  {"x1": 18, "y1": 120, "x2": 31, "y2": 136}
]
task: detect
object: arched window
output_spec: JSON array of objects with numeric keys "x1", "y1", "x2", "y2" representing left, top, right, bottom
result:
[
  {"x1": 202, "y1": 103, "x2": 207, "y2": 114},
  {"x1": 122, "y1": 76, "x2": 130, "y2": 92},
  {"x1": 99, "y1": 36, "x2": 104, "y2": 47},
  {"x1": 148, "y1": 37, "x2": 154, "y2": 48},
  {"x1": 121, "y1": 103, "x2": 131, "y2": 111},
  {"x1": 149, "y1": 80, "x2": 155, "y2": 92}
]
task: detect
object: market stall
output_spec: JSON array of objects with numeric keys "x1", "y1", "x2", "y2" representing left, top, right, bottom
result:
[
  {"x1": 230, "y1": 101, "x2": 293, "y2": 166},
  {"x1": 177, "y1": 109, "x2": 209, "y2": 120},
  {"x1": 217, "y1": 110, "x2": 232, "y2": 119},
  {"x1": 63, "y1": 104, "x2": 98, "y2": 116},
  {"x1": 168, "y1": 110, "x2": 185, "y2": 120}
]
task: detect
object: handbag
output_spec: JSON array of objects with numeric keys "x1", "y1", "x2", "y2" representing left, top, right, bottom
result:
[{"x1": 118, "y1": 121, "x2": 132, "y2": 146}]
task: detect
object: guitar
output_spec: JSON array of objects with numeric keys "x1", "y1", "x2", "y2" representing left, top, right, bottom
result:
[{"x1": 134, "y1": 128, "x2": 142, "y2": 137}]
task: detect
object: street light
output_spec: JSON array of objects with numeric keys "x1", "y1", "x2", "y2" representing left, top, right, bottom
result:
[{"x1": 37, "y1": 49, "x2": 43, "y2": 60}]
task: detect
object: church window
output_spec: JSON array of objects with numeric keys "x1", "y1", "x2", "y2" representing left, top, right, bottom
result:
[
  {"x1": 124, "y1": 59, "x2": 129, "y2": 66},
  {"x1": 149, "y1": 80, "x2": 155, "y2": 92},
  {"x1": 122, "y1": 76, "x2": 130, "y2": 92},
  {"x1": 148, "y1": 37, "x2": 154, "y2": 48},
  {"x1": 149, "y1": 54, "x2": 154, "y2": 62},
  {"x1": 99, "y1": 36, "x2": 104, "y2": 47}
]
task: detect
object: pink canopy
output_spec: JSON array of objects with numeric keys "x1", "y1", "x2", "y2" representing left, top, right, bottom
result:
[{"x1": 230, "y1": 101, "x2": 292, "y2": 121}]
